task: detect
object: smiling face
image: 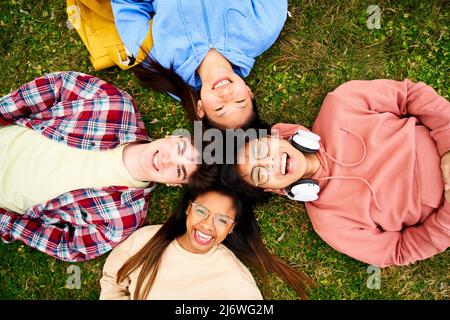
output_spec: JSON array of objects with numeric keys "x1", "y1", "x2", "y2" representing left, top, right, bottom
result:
[
  {"x1": 143, "y1": 136, "x2": 200, "y2": 184},
  {"x1": 237, "y1": 136, "x2": 309, "y2": 190},
  {"x1": 197, "y1": 70, "x2": 255, "y2": 129},
  {"x1": 178, "y1": 191, "x2": 237, "y2": 254}
]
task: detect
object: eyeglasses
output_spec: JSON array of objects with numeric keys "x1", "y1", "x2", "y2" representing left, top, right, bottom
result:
[
  {"x1": 249, "y1": 139, "x2": 271, "y2": 186},
  {"x1": 190, "y1": 202, "x2": 236, "y2": 229}
]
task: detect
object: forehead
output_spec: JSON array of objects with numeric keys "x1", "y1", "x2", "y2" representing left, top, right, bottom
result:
[
  {"x1": 165, "y1": 136, "x2": 201, "y2": 161},
  {"x1": 193, "y1": 192, "x2": 236, "y2": 217},
  {"x1": 237, "y1": 136, "x2": 281, "y2": 161}
]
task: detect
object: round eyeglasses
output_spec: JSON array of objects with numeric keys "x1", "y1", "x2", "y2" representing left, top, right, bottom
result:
[
  {"x1": 190, "y1": 202, "x2": 236, "y2": 229},
  {"x1": 249, "y1": 139, "x2": 271, "y2": 186}
]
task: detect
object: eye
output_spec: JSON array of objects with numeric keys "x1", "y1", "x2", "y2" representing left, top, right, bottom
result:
[
  {"x1": 215, "y1": 106, "x2": 224, "y2": 112},
  {"x1": 176, "y1": 166, "x2": 181, "y2": 178},
  {"x1": 236, "y1": 99, "x2": 245, "y2": 104},
  {"x1": 251, "y1": 166, "x2": 268, "y2": 185},
  {"x1": 195, "y1": 207, "x2": 209, "y2": 218},
  {"x1": 178, "y1": 140, "x2": 187, "y2": 155},
  {"x1": 258, "y1": 141, "x2": 269, "y2": 158},
  {"x1": 217, "y1": 216, "x2": 230, "y2": 225},
  {"x1": 251, "y1": 167, "x2": 261, "y2": 185}
]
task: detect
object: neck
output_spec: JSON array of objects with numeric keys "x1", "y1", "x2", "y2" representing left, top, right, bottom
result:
[
  {"x1": 197, "y1": 49, "x2": 233, "y2": 83},
  {"x1": 122, "y1": 143, "x2": 152, "y2": 182},
  {"x1": 302, "y1": 153, "x2": 321, "y2": 179}
]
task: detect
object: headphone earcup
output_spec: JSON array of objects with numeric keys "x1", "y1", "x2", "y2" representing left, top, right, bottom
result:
[
  {"x1": 284, "y1": 179, "x2": 320, "y2": 202},
  {"x1": 289, "y1": 130, "x2": 320, "y2": 154}
]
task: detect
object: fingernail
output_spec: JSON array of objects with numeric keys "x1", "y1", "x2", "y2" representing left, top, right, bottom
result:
[{"x1": 445, "y1": 184, "x2": 450, "y2": 191}]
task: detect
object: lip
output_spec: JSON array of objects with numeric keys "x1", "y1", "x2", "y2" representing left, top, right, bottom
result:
[
  {"x1": 193, "y1": 229, "x2": 214, "y2": 246},
  {"x1": 152, "y1": 151, "x2": 159, "y2": 172},
  {"x1": 287, "y1": 152, "x2": 295, "y2": 175},
  {"x1": 212, "y1": 77, "x2": 232, "y2": 90},
  {"x1": 280, "y1": 152, "x2": 287, "y2": 175}
]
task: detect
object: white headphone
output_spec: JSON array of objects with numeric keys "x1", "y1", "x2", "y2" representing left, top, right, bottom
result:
[{"x1": 283, "y1": 130, "x2": 321, "y2": 202}]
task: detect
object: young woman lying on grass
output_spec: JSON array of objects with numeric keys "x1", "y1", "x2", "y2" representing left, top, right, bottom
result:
[
  {"x1": 0, "y1": 71, "x2": 200, "y2": 262},
  {"x1": 109, "y1": 0, "x2": 288, "y2": 129},
  {"x1": 100, "y1": 183, "x2": 313, "y2": 300},
  {"x1": 223, "y1": 79, "x2": 450, "y2": 267}
]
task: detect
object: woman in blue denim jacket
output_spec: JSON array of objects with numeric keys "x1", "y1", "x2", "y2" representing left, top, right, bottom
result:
[{"x1": 112, "y1": 0, "x2": 288, "y2": 129}]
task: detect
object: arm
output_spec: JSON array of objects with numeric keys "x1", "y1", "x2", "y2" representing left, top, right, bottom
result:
[
  {"x1": 0, "y1": 189, "x2": 148, "y2": 262},
  {"x1": 0, "y1": 71, "x2": 111, "y2": 125},
  {"x1": 313, "y1": 201, "x2": 450, "y2": 267},
  {"x1": 111, "y1": 0, "x2": 154, "y2": 58},
  {"x1": 330, "y1": 79, "x2": 450, "y2": 156}
]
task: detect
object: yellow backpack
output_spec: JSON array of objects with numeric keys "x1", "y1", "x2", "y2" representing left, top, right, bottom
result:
[{"x1": 66, "y1": 0, "x2": 153, "y2": 70}]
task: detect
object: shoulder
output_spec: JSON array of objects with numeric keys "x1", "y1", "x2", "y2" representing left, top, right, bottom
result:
[
  {"x1": 214, "y1": 245, "x2": 256, "y2": 282},
  {"x1": 213, "y1": 245, "x2": 263, "y2": 299},
  {"x1": 120, "y1": 224, "x2": 163, "y2": 254}
]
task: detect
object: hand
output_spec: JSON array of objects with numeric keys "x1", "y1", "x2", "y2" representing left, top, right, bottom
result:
[{"x1": 441, "y1": 151, "x2": 450, "y2": 202}]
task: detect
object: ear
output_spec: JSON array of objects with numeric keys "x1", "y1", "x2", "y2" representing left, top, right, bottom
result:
[
  {"x1": 186, "y1": 202, "x2": 192, "y2": 215},
  {"x1": 246, "y1": 86, "x2": 254, "y2": 99},
  {"x1": 196, "y1": 100, "x2": 205, "y2": 119},
  {"x1": 263, "y1": 188, "x2": 286, "y2": 196}
]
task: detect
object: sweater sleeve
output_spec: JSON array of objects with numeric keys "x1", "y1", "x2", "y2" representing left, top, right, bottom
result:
[
  {"x1": 330, "y1": 79, "x2": 450, "y2": 156},
  {"x1": 312, "y1": 201, "x2": 450, "y2": 267},
  {"x1": 100, "y1": 225, "x2": 161, "y2": 300},
  {"x1": 111, "y1": 0, "x2": 154, "y2": 58},
  {"x1": 99, "y1": 230, "x2": 135, "y2": 300}
]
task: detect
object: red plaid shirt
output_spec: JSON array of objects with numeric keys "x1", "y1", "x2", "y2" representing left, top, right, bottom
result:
[{"x1": 0, "y1": 72, "x2": 155, "y2": 262}]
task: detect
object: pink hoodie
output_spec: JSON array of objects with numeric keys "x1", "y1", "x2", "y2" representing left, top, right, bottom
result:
[{"x1": 273, "y1": 79, "x2": 450, "y2": 267}]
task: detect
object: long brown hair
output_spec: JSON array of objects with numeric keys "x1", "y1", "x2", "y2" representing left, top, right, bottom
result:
[
  {"x1": 116, "y1": 184, "x2": 314, "y2": 300},
  {"x1": 131, "y1": 57, "x2": 263, "y2": 130}
]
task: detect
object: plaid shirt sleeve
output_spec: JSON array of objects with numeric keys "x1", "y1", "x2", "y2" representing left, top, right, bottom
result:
[
  {"x1": 0, "y1": 187, "x2": 151, "y2": 262},
  {"x1": 1, "y1": 71, "x2": 102, "y2": 124}
]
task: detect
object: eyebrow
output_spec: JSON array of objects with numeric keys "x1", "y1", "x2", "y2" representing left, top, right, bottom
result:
[{"x1": 195, "y1": 204, "x2": 235, "y2": 220}]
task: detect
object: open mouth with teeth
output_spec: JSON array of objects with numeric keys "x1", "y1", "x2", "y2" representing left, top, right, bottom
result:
[
  {"x1": 194, "y1": 229, "x2": 214, "y2": 246},
  {"x1": 152, "y1": 151, "x2": 159, "y2": 171},
  {"x1": 281, "y1": 152, "x2": 291, "y2": 175},
  {"x1": 212, "y1": 78, "x2": 232, "y2": 90}
]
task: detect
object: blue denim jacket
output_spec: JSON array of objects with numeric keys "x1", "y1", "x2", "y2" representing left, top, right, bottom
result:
[{"x1": 112, "y1": 0, "x2": 288, "y2": 90}]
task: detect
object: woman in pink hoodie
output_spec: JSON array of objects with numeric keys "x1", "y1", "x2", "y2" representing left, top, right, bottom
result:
[{"x1": 225, "y1": 79, "x2": 450, "y2": 267}]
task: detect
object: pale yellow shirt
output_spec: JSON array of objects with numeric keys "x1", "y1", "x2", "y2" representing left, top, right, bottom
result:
[
  {"x1": 100, "y1": 225, "x2": 263, "y2": 300},
  {"x1": 0, "y1": 125, "x2": 149, "y2": 214}
]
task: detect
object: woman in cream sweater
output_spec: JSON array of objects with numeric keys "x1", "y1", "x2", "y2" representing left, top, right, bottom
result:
[{"x1": 100, "y1": 184, "x2": 313, "y2": 299}]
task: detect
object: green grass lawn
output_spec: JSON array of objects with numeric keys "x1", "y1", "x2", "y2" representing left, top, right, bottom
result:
[{"x1": 0, "y1": 0, "x2": 449, "y2": 300}]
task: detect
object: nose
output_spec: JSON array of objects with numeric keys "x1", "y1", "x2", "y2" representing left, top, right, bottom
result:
[
  {"x1": 159, "y1": 152, "x2": 174, "y2": 169},
  {"x1": 256, "y1": 156, "x2": 275, "y2": 171},
  {"x1": 218, "y1": 87, "x2": 233, "y2": 100},
  {"x1": 199, "y1": 214, "x2": 215, "y2": 230}
]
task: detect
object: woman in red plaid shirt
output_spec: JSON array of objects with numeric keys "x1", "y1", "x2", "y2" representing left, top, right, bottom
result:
[{"x1": 0, "y1": 71, "x2": 201, "y2": 262}]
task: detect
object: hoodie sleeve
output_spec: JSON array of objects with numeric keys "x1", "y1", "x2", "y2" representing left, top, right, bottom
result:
[
  {"x1": 330, "y1": 79, "x2": 450, "y2": 156},
  {"x1": 310, "y1": 201, "x2": 450, "y2": 267},
  {"x1": 111, "y1": 0, "x2": 154, "y2": 58}
]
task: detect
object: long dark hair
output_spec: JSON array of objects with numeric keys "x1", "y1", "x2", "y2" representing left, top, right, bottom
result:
[
  {"x1": 131, "y1": 57, "x2": 262, "y2": 130},
  {"x1": 117, "y1": 184, "x2": 314, "y2": 299}
]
